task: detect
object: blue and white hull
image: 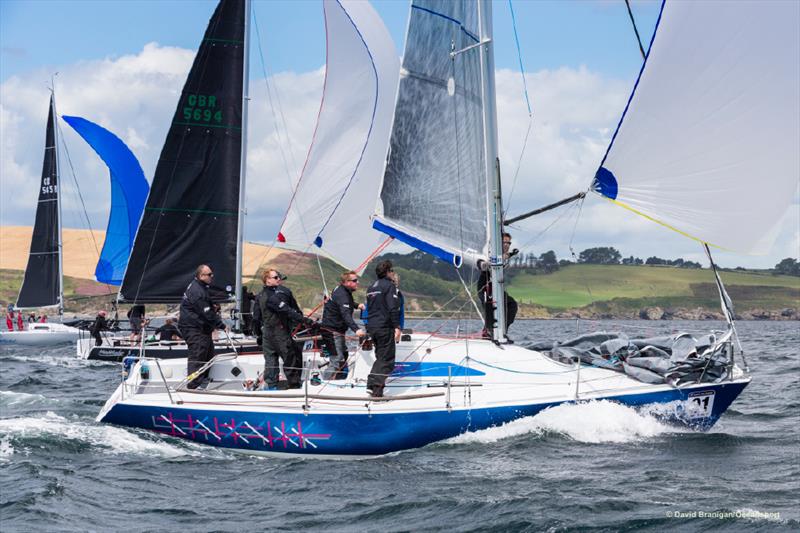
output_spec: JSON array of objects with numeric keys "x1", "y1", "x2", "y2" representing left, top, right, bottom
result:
[{"x1": 97, "y1": 334, "x2": 749, "y2": 457}]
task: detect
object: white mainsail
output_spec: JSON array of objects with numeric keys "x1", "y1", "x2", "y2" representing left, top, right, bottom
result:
[
  {"x1": 593, "y1": 0, "x2": 800, "y2": 254},
  {"x1": 373, "y1": 0, "x2": 488, "y2": 267},
  {"x1": 277, "y1": 0, "x2": 399, "y2": 272}
]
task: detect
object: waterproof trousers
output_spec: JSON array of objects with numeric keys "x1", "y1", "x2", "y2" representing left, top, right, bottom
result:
[
  {"x1": 366, "y1": 327, "x2": 396, "y2": 394},
  {"x1": 263, "y1": 331, "x2": 302, "y2": 387},
  {"x1": 185, "y1": 329, "x2": 215, "y2": 389}
]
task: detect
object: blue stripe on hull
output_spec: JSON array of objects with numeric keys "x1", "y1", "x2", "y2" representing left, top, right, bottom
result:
[{"x1": 101, "y1": 380, "x2": 748, "y2": 456}]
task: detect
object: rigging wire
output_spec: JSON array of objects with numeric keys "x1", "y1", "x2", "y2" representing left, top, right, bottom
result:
[
  {"x1": 624, "y1": 0, "x2": 647, "y2": 60},
  {"x1": 251, "y1": 4, "x2": 332, "y2": 296},
  {"x1": 503, "y1": 0, "x2": 534, "y2": 216}
]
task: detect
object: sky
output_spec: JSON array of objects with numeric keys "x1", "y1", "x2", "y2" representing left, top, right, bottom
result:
[{"x1": 1, "y1": 0, "x2": 797, "y2": 270}]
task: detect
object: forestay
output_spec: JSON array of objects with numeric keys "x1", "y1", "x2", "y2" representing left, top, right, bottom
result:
[
  {"x1": 120, "y1": 0, "x2": 245, "y2": 303},
  {"x1": 373, "y1": 0, "x2": 488, "y2": 267},
  {"x1": 277, "y1": 0, "x2": 399, "y2": 272},
  {"x1": 593, "y1": 0, "x2": 800, "y2": 254},
  {"x1": 62, "y1": 116, "x2": 149, "y2": 286},
  {"x1": 17, "y1": 95, "x2": 60, "y2": 309}
]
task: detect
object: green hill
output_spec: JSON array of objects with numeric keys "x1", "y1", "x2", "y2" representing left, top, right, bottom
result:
[
  {"x1": 2, "y1": 260, "x2": 797, "y2": 320},
  {"x1": 507, "y1": 264, "x2": 799, "y2": 318}
]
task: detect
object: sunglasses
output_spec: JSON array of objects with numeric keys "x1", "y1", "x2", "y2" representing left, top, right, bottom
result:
[
  {"x1": 201, "y1": 272, "x2": 214, "y2": 277},
  {"x1": 347, "y1": 278, "x2": 359, "y2": 282},
  {"x1": 269, "y1": 275, "x2": 281, "y2": 280}
]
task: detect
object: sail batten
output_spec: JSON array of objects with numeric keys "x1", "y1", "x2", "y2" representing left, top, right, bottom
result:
[
  {"x1": 593, "y1": 0, "x2": 800, "y2": 255},
  {"x1": 17, "y1": 95, "x2": 61, "y2": 309},
  {"x1": 374, "y1": 0, "x2": 488, "y2": 264},
  {"x1": 120, "y1": 0, "x2": 245, "y2": 303}
]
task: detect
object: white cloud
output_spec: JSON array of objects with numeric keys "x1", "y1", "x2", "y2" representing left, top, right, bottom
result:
[{"x1": 1, "y1": 45, "x2": 796, "y2": 271}]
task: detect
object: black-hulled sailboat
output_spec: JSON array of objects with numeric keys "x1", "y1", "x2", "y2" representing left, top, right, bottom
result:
[
  {"x1": 78, "y1": 0, "x2": 259, "y2": 361},
  {"x1": 1, "y1": 94, "x2": 81, "y2": 346}
]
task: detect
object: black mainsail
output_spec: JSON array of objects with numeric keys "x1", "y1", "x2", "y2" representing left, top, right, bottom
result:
[
  {"x1": 17, "y1": 94, "x2": 62, "y2": 310},
  {"x1": 120, "y1": 0, "x2": 245, "y2": 304}
]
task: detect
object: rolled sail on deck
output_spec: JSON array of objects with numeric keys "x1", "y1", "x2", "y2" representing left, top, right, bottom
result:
[
  {"x1": 373, "y1": 0, "x2": 488, "y2": 266},
  {"x1": 593, "y1": 0, "x2": 800, "y2": 254}
]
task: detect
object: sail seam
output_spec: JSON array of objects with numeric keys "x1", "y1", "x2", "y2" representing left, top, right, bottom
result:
[
  {"x1": 144, "y1": 207, "x2": 237, "y2": 216},
  {"x1": 312, "y1": 0, "x2": 381, "y2": 243}
]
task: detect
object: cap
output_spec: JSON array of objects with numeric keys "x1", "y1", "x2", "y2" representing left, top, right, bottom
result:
[{"x1": 277, "y1": 272, "x2": 288, "y2": 281}]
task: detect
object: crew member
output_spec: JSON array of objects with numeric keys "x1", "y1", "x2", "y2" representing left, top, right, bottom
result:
[
  {"x1": 252, "y1": 269, "x2": 312, "y2": 390},
  {"x1": 90, "y1": 310, "x2": 109, "y2": 346},
  {"x1": 365, "y1": 260, "x2": 401, "y2": 398},
  {"x1": 127, "y1": 304, "x2": 146, "y2": 341},
  {"x1": 320, "y1": 271, "x2": 365, "y2": 380},
  {"x1": 5, "y1": 309, "x2": 12, "y2": 331},
  {"x1": 478, "y1": 232, "x2": 518, "y2": 339},
  {"x1": 155, "y1": 317, "x2": 181, "y2": 341},
  {"x1": 16, "y1": 311, "x2": 24, "y2": 331},
  {"x1": 179, "y1": 264, "x2": 227, "y2": 389},
  {"x1": 28, "y1": 312, "x2": 37, "y2": 323}
]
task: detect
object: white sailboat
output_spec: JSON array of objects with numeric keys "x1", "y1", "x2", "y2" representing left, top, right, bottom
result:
[
  {"x1": 0, "y1": 94, "x2": 81, "y2": 346},
  {"x1": 97, "y1": 0, "x2": 797, "y2": 457}
]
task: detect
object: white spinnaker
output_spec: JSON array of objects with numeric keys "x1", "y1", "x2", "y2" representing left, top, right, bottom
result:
[
  {"x1": 277, "y1": 0, "x2": 399, "y2": 271},
  {"x1": 594, "y1": 0, "x2": 799, "y2": 255}
]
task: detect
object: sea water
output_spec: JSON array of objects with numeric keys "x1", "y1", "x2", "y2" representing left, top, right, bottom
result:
[{"x1": 1, "y1": 320, "x2": 797, "y2": 532}]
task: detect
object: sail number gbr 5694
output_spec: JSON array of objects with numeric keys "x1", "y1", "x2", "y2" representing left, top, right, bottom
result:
[{"x1": 182, "y1": 94, "x2": 222, "y2": 124}]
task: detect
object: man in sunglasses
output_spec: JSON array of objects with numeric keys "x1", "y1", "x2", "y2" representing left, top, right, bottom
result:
[
  {"x1": 320, "y1": 271, "x2": 366, "y2": 380},
  {"x1": 180, "y1": 264, "x2": 227, "y2": 389},
  {"x1": 252, "y1": 268, "x2": 313, "y2": 390}
]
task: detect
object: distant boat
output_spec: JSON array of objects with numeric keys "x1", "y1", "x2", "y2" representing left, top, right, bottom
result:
[
  {"x1": 97, "y1": 0, "x2": 797, "y2": 457},
  {"x1": 1, "y1": 94, "x2": 81, "y2": 346}
]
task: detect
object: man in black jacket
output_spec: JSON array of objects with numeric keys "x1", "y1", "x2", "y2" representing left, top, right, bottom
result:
[
  {"x1": 179, "y1": 264, "x2": 227, "y2": 389},
  {"x1": 90, "y1": 310, "x2": 109, "y2": 346},
  {"x1": 252, "y1": 268, "x2": 312, "y2": 390},
  {"x1": 320, "y1": 271, "x2": 365, "y2": 380},
  {"x1": 365, "y1": 260, "x2": 401, "y2": 398},
  {"x1": 477, "y1": 232, "x2": 518, "y2": 339}
]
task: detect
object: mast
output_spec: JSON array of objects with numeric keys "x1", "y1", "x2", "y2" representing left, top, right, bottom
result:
[
  {"x1": 234, "y1": 0, "x2": 251, "y2": 330},
  {"x1": 477, "y1": 0, "x2": 506, "y2": 342},
  {"x1": 52, "y1": 85, "x2": 65, "y2": 320}
]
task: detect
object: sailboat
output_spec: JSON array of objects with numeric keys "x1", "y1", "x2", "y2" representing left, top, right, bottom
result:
[
  {"x1": 0, "y1": 95, "x2": 151, "y2": 347},
  {"x1": 97, "y1": 0, "x2": 797, "y2": 457},
  {"x1": 0, "y1": 94, "x2": 81, "y2": 346},
  {"x1": 78, "y1": 0, "x2": 260, "y2": 362}
]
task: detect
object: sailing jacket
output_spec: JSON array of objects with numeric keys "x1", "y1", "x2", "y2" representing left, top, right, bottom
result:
[
  {"x1": 179, "y1": 278, "x2": 225, "y2": 334},
  {"x1": 321, "y1": 284, "x2": 360, "y2": 334},
  {"x1": 253, "y1": 285, "x2": 310, "y2": 339},
  {"x1": 365, "y1": 278, "x2": 400, "y2": 331}
]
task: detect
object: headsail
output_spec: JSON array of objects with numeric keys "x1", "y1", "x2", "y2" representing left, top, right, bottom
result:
[
  {"x1": 373, "y1": 0, "x2": 488, "y2": 267},
  {"x1": 120, "y1": 0, "x2": 245, "y2": 303},
  {"x1": 592, "y1": 0, "x2": 800, "y2": 254},
  {"x1": 277, "y1": 0, "x2": 399, "y2": 272},
  {"x1": 62, "y1": 116, "x2": 149, "y2": 286},
  {"x1": 17, "y1": 94, "x2": 61, "y2": 309}
]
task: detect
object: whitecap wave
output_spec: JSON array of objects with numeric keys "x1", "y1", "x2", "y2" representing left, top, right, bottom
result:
[
  {"x1": 0, "y1": 390, "x2": 50, "y2": 407},
  {"x1": 0, "y1": 412, "x2": 202, "y2": 458},
  {"x1": 448, "y1": 400, "x2": 678, "y2": 445},
  {"x1": 0, "y1": 437, "x2": 13, "y2": 461}
]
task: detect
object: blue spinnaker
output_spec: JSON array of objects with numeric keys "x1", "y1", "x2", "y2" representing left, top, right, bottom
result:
[{"x1": 62, "y1": 116, "x2": 149, "y2": 285}]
